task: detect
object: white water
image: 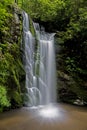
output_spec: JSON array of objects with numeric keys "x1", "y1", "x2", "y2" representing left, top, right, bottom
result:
[{"x1": 23, "y1": 12, "x2": 56, "y2": 107}]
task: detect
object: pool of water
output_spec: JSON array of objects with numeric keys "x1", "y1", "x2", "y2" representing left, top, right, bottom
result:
[{"x1": 0, "y1": 103, "x2": 87, "y2": 130}]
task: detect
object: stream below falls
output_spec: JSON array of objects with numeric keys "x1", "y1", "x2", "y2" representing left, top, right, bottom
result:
[{"x1": 0, "y1": 103, "x2": 87, "y2": 130}]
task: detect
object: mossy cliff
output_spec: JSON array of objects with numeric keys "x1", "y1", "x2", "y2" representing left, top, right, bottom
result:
[{"x1": 0, "y1": 2, "x2": 25, "y2": 112}]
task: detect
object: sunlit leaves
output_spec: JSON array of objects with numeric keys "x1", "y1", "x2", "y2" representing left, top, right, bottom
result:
[{"x1": 21, "y1": 0, "x2": 65, "y2": 21}]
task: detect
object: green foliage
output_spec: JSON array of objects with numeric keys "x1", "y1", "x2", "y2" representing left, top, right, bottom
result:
[
  {"x1": 0, "y1": 43, "x2": 25, "y2": 110},
  {"x1": 65, "y1": 57, "x2": 76, "y2": 73},
  {"x1": 11, "y1": 91, "x2": 22, "y2": 107},
  {"x1": 0, "y1": 1, "x2": 13, "y2": 44},
  {"x1": 0, "y1": 86, "x2": 10, "y2": 112},
  {"x1": 55, "y1": 0, "x2": 87, "y2": 103},
  {"x1": 0, "y1": 1, "x2": 25, "y2": 111},
  {"x1": 0, "y1": 0, "x2": 12, "y2": 26},
  {"x1": 56, "y1": 0, "x2": 87, "y2": 72},
  {"x1": 21, "y1": 0, "x2": 65, "y2": 21}
]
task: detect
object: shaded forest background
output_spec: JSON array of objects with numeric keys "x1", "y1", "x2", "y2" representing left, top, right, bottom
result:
[{"x1": 0, "y1": 0, "x2": 87, "y2": 112}]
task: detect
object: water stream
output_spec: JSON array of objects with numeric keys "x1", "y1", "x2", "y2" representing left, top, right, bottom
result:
[{"x1": 23, "y1": 12, "x2": 56, "y2": 107}]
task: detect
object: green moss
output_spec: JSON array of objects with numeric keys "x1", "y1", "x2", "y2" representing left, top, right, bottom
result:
[
  {"x1": 0, "y1": 2, "x2": 25, "y2": 111},
  {"x1": 0, "y1": 85, "x2": 10, "y2": 112},
  {"x1": 12, "y1": 91, "x2": 22, "y2": 107},
  {"x1": 29, "y1": 17, "x2": 36, "y2": 37}
]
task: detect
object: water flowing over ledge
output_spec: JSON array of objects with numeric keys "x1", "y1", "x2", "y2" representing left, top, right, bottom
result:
[{"x1": 22, "y1": 11, "x2": 57, "y2": 107}]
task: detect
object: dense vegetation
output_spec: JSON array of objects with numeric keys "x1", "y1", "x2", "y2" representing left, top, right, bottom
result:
[
  {"x1": 0, "y1": 0, "x2": 25, "y2": 112},
  {"x1": 0, "y1": 0, "x2": 87, "y2": 112}
]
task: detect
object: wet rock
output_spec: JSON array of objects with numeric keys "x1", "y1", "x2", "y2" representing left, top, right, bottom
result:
[
  {"x1": 73, "y1": 99, "x2": 84, "y2": 106},
  {"x1": 57, "y1": 71, "x2": 78, "y2": 103},
  {"x1": 14, "y1": 13, "x2": 20, "y2": 24}
]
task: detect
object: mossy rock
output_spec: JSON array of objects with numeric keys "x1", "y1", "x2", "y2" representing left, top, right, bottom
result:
[{"x1": 10, "y1": 91, "x2": 22, "y2": 108}]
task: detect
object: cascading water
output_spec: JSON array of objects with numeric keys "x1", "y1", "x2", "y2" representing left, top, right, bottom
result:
[
  {"x1": 23, "y1": 12, "x2": 56, "y2": 107},
  {"x1": 23, "y1": 12, "x2": 36, "y2": 106}
]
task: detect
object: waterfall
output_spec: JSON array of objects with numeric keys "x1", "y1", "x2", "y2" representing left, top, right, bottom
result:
[{"x1": 23, "y1": 12, "x2": 56, "y2": 107}]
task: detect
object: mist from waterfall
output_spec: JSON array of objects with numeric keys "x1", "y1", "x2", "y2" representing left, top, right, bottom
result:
[{"x1": 23, "y1": 12, "x2": 56, "y2": 107}]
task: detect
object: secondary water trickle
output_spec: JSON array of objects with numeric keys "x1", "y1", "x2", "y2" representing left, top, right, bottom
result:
[{"x1": 22, "y1": 11, "x2": 57, "y2": 108}]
